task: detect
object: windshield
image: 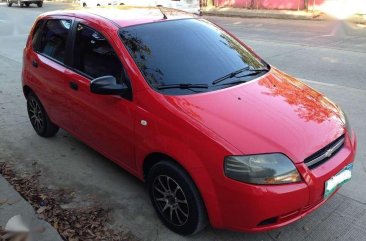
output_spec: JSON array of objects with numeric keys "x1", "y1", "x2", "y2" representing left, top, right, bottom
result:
[{"x1": 119, "y1": 19, "x2": 269, "y2": 95}]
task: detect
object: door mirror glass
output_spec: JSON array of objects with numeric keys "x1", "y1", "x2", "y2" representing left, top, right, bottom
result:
[{"x1": 90, "y1": 76, "x2": 129, "y2": 96}]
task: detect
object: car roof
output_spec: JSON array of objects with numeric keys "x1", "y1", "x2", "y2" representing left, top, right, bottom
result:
[{"x1": 41, "y1": 6, "x2": 198, "y2": 28}]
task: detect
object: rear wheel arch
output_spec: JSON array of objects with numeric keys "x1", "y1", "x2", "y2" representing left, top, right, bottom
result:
[
  {"x1": 26, "y1": 91, "x2": 59, "y2": 137},
  {"x1": 23, "y1": 85, "x2": 33, "y2": 98}
]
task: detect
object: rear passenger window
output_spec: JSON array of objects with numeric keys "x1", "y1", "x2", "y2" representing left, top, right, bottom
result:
[
  {"x1": 39, "y1": 19, "x2": 71, "y2": 63},
  {"x1": 72, "y1": 23, "x2": 125, "y2": 83}
]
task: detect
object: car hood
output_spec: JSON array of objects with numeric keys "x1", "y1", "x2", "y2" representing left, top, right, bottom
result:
[{"x1": 163, "y1": 69, "x2": 346, "y2": 163}]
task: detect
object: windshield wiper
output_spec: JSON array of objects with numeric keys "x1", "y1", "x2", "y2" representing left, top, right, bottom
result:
[
  {"x1": 212, "y1": 67, "x2": 268, "y2": 85},
  {"x1": 157, "y1": 83, "x2": 209, "y2": 90}
]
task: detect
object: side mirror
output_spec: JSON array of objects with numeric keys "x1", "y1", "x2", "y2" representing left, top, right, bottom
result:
[{"x1": 90, "y1": 76, "x2": 129, "y2": 96}]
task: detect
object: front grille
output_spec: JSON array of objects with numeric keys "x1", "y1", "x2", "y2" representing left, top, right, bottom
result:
[{"x1": 304, "y1": 135, "x2": 345, "y2": 169}]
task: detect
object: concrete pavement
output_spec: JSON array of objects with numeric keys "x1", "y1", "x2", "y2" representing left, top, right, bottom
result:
[{"x1": 1, "y1": 3, "x2": 366, "y2": 241}]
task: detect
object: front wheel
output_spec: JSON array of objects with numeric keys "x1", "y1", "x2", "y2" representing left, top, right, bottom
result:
[
  {"x1": 27, "y1": 92, "x2": 59, "y2": 137},
  {"x1": 147, "y1": 161, "x2": 208, "y2": 235},
  {"x1": 37, "y1": 2, "x2": 42, "y2": 7}
]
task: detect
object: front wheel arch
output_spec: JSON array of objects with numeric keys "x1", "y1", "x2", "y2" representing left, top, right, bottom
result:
[
  {"x1": 143, "y1": 152, "x2": 174, "y2": 181},
  {"x1": 138, "y1": 138, "x2": 224, "y2": 228},
  {"x1": 147, "y1": 159, "x2": 208, "y2": 235}
]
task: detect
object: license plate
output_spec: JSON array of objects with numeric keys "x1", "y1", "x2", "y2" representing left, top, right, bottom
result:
[{"x1": 324, "y1": 163, "x2": 353, "y2": 199}]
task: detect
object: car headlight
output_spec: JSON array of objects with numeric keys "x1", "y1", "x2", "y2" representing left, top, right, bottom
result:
[
  {"x1": 224, "y1": 153, "x2": 301, "y2": 185},
  {"x1": 342, "y1": 110, "x2": 353, "y2": 141}
]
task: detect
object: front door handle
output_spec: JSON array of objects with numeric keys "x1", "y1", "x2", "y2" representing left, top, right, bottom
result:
[
  {"x1": 69, "y1": 82, "x2": 78, "y2": 91},
  {"x1": 32, "y1": 60, "x2": 38, "y2": 68}
]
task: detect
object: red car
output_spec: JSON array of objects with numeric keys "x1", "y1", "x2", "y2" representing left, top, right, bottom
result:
[{"x1": 22, "y1": 7, "x2": 356, "y2": 235}]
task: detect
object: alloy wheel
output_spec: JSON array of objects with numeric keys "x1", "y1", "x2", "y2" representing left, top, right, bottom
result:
[
  {"x1": 28, "y1": 97, "x2": 44, "y2": 133},
  {"x1": 152, "y1": 175, "x2": 189, "y2": 226}
]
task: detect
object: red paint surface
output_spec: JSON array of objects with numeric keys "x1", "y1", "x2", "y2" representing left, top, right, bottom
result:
[{"x1": 22, "y1": 8, "x2": 357, "y2": 232}]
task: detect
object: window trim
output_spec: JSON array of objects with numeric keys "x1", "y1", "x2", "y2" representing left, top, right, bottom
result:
[{"x1": 32, "y1": 19, "x2": 45, "y2": 52}]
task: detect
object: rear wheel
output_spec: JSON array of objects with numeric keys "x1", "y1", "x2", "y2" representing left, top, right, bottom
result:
[
  {"x1": 37, "y1": 2, "x2": 42, "y2": 7},
  {"x1": 27, "y1": 92, "x2": 59, "y2": 138},
  {"x1": 147, "y1": 161, "x2": 208, "y2": 235}
]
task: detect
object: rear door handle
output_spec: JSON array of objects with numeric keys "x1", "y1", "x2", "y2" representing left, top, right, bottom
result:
[
  {"x1": 69, "y1": 81, "x2": 78, "y2": 91},
  {"x1": 32, "y1": 60, "x2": 38, "y2": 68}
]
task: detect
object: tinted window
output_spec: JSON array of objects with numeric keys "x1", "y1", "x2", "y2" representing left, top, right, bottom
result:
[
  {"x1": 73, "y1": 24, "x2": 125, "y2": 84},
  {"x1": 120, "y1": 19, "x2": 268, "y2": 95},
  {"x1": 39, "y1": 19, "x2": 71, "y2": 63},
  {"x1": 32, "y1": 19, "x2": 44, "y2": 50}
]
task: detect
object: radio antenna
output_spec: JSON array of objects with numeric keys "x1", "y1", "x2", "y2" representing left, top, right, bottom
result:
[{"x1": 157, "y1": 5, "x2": 168, "y2": 19}]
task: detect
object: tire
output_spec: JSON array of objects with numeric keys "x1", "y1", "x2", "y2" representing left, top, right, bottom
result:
[
  {"x1": 27, "y1": 92, "x2": 59, "y2": 138},
  {"x1": 25, "y1": 2, "x2": 29, "y2": 7},
  {"x1": 82, "y1": 2, "x2": 86, "y2": 7},
  {"x1": 7, "y1": 0, "x2": 12, "y2": 7},
  {"x1": 37, "y1": 2, "x2": 42, "y2": 7},
  {"x1": 147, "y1": 161, "x2": 208, "y2": 235}
]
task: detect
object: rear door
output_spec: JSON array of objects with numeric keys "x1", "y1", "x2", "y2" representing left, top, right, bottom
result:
[
  {"x1": 64, "y1": 19, "x2": 136, "y2": 170},
  {"x1": 29, "y1": 17, "x2": 74, "y2": 130}
]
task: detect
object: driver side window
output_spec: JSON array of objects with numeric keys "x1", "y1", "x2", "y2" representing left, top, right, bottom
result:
[{"x1": 72, "y1": 23, "x2": 127, "y2": 85}]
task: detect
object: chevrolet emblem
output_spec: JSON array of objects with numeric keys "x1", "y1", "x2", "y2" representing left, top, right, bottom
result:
[{"x1": 324, "y1": 148, "x2": 334, "y2": 158}]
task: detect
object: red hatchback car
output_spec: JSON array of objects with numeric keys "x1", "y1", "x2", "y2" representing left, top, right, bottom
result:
[{"x1": 22, "y1": 7, "x2": 356, "y2": 235}]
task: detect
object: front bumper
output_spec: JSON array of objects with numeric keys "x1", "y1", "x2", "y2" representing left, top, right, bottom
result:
[{"x1": 212, "y1": 133, "x2": 356, "y2": 232}]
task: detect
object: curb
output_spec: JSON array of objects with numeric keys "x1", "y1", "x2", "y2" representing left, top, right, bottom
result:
[
  {"x1": 202, "y1": 9, "x2": 324, "y2": 21},
  {"x1": 349, "y1": 14, "x2": 366, "y2": 24},
  {"x1": 0, "y1": 175, "x2": 63, "y2": 241}
]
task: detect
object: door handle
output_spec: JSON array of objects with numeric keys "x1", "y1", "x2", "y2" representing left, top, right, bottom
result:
[
  {"x1": 32, "y1": 60, "x2": 38, "y2": 68},
  {"x1": 69, "y1": 81, "x2": 78, "y2": 91}
]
